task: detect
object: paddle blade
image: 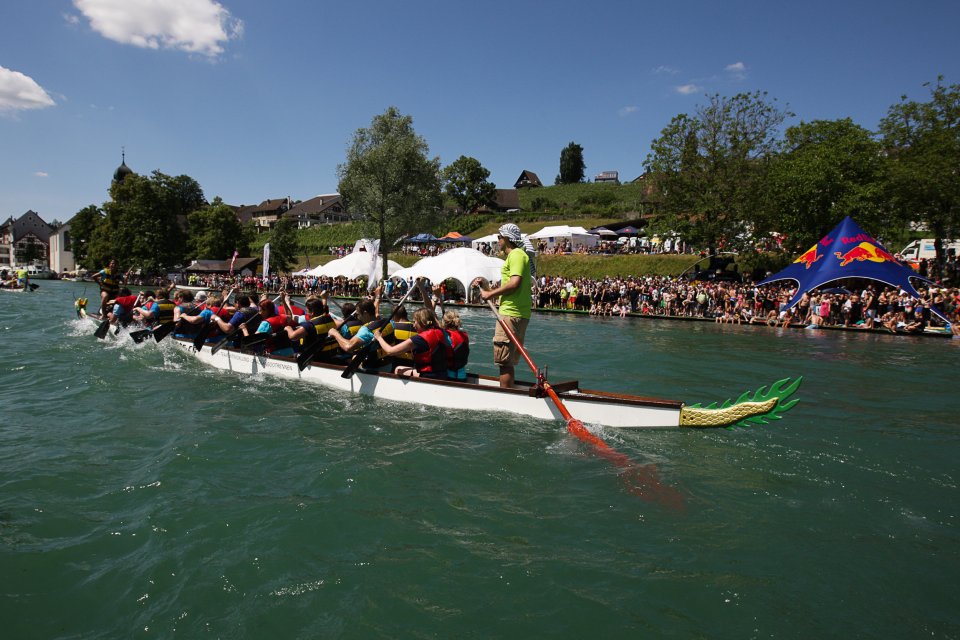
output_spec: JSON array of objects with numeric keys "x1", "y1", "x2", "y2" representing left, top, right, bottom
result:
[
  {"x1": 129, "y1": 329, "x2": 152, "y2": 344},
  {"x1": 340, "y1": 343, "x2": 373, "y2": 378},
  {"x1": 193, "y1": 330, "x2": 208, "y2": 352},
  {"x1": 29, "y1": 283, "x2": 39, "y2": 291},
  {"x1": 153, "y1": 322, "x2": 175, "y2": 343},
  {"x1": 94, "y1": 319, "x2": 110, "y2": 340}
]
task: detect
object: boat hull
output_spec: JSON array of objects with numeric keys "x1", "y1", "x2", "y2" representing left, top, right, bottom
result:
[{"x1": 172, "y1": 338, "x2": 684, "y2": 429}]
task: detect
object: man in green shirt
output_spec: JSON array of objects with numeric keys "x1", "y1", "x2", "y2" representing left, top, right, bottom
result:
[{"x1": 476, "y1": 223, "x2": 531, "y2": 388}]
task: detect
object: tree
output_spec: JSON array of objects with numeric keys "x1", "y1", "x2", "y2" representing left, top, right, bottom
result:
[
  {"x1": 558, "y1": 142, "x2": 585, "y2": 184},
  {"x1": 68, "y1": 204, "x2": 103, "y2": 269},
  {"x1": 187, "y1": 197, "x2": 247, "y2": 259},
  {"x1": 91, "y1": 171, "x2": 194, "y2": 272},
  {"x1": 337, "y1": 106, "x2": 442, "y2": 283},
  {"x1": 761, "y1": 118, "x2": 885, "y2": 249},
  {"x1": 879, "y1": 77, "x2": 960, "y2": 266},
  {"x1": 646, "y1": 91, "x2": 792, "y2": 253},
  {"x1": 441, "y1": 155, "x2": 497, "y2": 214},
  {"x1": 265, "y1": 217, "x2": 298, "y2": 274}
]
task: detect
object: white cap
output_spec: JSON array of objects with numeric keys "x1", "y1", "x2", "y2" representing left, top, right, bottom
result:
[{"x1": 498, "y1": 223, "x2": 522, "y2": 244}]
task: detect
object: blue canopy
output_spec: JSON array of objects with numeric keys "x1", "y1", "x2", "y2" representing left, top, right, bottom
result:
[
  {"x1": 407, "y1": 233, "x2": 438, "y2": 244},
  {"x1": 758, "y1": 216, "x2": 933, "y2": 310}
]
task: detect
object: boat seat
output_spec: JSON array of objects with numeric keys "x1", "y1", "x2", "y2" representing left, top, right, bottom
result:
[{"x1": 528, "y1": 379, "x2": 579, "y2": 396}]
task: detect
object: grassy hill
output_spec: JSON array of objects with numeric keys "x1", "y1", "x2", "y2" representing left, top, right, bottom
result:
[{"x1": 260, "y1": 182, "x2": 659, "y2": 272}]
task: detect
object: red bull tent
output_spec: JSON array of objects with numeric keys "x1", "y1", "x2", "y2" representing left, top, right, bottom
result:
[{"x1": 758, "y1": 216, "x2": 935, "y2": 310}]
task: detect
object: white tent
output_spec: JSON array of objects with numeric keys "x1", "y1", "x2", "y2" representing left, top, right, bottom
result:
[
  {"x1": 306, "y1": 241, "x2": 402, "y2": 283},
  {"x1": 470, "y1": 233, "x2": 499, "y2": 252},
  {"x1": 391, "y1": 247, "x2": 504, "y2": 298},
  {"x1": 527, "y1": 225, "x2": 599, "y2": 249}
]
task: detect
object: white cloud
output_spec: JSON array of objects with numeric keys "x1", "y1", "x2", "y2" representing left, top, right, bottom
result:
[
  {"x1": 724, "y1": 61, "x2": 747, "y2": 80},
  {"x1": 618, "y1": 106, "x2": 639, "y2": 117},
  {"x1": 653, "y1": 65, "x2": 680, "y2": 75},
  {"x1": 34, "y1": 171, "x2": 49, "y2": 178},
  {"x1": 0, "y1": 66, "x2": 56, "y2": 112},
  {"x1": 73, "y1": 0, "x2": 243, "y2": 57},
  {"x1": 675, "y1": 84, "x2": 701, "y2": 95}
]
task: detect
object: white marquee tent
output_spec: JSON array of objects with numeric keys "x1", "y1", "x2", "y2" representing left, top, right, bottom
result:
[
  {"x1": 527, "y1": 225, "x2": 599, "y2": 250},
  {"x1": 305, "y1": 240, "x2": 402, "y2": 283},
  {"x1": 391, "y1": 247, "x2": 504, "y2": 298}
]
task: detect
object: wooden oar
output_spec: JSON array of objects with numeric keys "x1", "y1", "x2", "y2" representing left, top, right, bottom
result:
[
  {"x1": 482, "y1": 298, "x2": 684, "y2": 509},
  {"x1": 340, "y1": 283, "x2": 417, "y2": 379}
]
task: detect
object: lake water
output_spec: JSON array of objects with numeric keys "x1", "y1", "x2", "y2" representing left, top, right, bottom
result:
[{"x1": 1, "y1": 281, "x2": 958, "y2": 638}]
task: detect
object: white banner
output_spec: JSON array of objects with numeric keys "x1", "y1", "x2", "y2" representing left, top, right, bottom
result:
[
  {"x1": 363, "y1": 239, "x2": 380, "y2": 291},
  {"x1": 262, "y1": 243, "x2": 271, "y2": 279}
]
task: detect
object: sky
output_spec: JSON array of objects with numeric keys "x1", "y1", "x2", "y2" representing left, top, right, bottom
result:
[{"x1": 2, "y1": 0, "x2": 959, "y2": 224}]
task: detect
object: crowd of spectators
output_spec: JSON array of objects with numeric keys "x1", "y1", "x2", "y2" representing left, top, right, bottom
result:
[{"x1": 532, "y1": 274, "x2": 959, "y2": 335}]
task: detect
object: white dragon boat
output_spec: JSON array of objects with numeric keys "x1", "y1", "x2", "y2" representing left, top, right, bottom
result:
[
  {"x1": 75, "y1": 297, "x2": 802, "y2": 429},
  {"x1": 171, "y1": 335, "x2": 801, "y2": 430}
]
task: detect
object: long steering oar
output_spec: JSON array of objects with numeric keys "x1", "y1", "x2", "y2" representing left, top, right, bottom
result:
[
  {"x1": 340, "y1": 282, "x2": 417, "y2": 379},
  {"x1": 482, "y1": 297, "x2": 684, "y2": 509}
]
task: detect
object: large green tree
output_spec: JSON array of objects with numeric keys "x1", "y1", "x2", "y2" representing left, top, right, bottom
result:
[
  {"x1": 441, "y1": 155, "x2": 497, "y2": 214},
  {"x1": 68, "y1": 204, "x2": 103, "y2": 269},
  {"x1": 187, "y1": 197, "x2": 248, "y2": 259},
  {"x1": 879, "y1": 77, "x2": 960, "y2": 265},
  {"x1": 337, "y1": 106, "x2": 442, "y2": 283},
  {"x1": 646, "y1": 91, "x2": 791, "y2": 252},
  {"x1": 761, "y1": 118, "x2": 885, "y2": 249},
  {"x1": 265, "y1": 217, "x2": 298, "y2": 275},
  {"x1": 90, "y1": 171, "x2": 197, "y2": 272},
  {"x1": 557, "y1": 141, "x2": 585, "y2": 184}
]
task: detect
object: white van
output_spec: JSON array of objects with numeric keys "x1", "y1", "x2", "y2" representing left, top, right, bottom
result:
[{"x1": 899, "y1": 238, "x2": 960, "y2": 265}]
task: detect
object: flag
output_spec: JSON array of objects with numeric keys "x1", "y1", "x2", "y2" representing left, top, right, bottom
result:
[
  {"x1": 262, "y1": 243, "x2": 271, "y2": 279},
  {"x1": 229, "y1": 249, "x2": 239, "y2": 275},
  {"x1": 362, "y1": 238, "x2": 381, "y2": 291}
]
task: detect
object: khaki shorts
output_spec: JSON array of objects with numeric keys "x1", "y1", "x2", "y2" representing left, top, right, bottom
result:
[{"x1": 493, "y1": 315, "x2": 529, "y2": 367}]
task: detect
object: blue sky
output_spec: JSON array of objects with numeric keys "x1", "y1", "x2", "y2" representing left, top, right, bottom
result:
[{"x1": 2, "y1": 0, "x2": 958, "y2": 224}]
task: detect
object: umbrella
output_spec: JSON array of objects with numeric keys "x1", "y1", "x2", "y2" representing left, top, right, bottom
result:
[
  {"x1": 616, "y1": 225, "x2": 640, "y2": 236},
  {"x1": 439, "y1": 235, "x2": 473, "y2": 243}
]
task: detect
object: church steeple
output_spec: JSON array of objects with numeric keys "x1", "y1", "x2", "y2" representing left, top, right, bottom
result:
[{"x1": 113, "y1": 148, "x2": 133, "y2": 183}]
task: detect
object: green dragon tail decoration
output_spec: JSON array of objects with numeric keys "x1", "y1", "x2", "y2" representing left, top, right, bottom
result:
[
  {"x1": 679, "y1": 377, "x2": 802, "y2": 429},
  {"x1": 75, "y1": 297, "x2": 89, "y2": 319}
]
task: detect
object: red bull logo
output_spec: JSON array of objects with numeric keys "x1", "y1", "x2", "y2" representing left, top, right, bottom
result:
[
  {"x1": 834, "y1": 242, "x2": 897, "y2": 267},
  {"x1": 793, "y1": 245, "x2": 822, "y2": 269}
]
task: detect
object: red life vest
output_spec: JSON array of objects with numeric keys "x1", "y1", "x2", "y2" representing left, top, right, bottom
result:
[
  {"x1": 413, "y1": 327, "x2": 449, "y2": 375},
  {"x1": 263, "y1": 315, "x2": 293, "y2": 352}
]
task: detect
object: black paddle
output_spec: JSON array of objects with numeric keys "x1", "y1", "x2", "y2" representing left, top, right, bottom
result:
[
  {"x1": 94, "y1": 318, "x2": 111, "y2": 340},
  {"x1": 340, "y1": 283, "x2": 417, "y2": 379},
  {"x1": 152, "y1": 321, "x2": 177, "y2": 343},
  {"x1": 28, "y1": 283, "x2": 39, "y2": 291}
]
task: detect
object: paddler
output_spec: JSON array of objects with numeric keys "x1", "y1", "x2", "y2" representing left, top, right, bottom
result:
[
  {"x1": 284, "y1": 292, "x2": 340, "y2": 362},
  {"x1": 326, "y1": 294, "x2": 382, "y2": 358},
  {"x1": 106, "y1": 287, "x2": 140, "y2": 327}
]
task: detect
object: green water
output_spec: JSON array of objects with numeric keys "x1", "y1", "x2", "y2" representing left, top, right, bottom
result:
[{"x1": 1, "y1": 281, "x2": 958, "y2": 639}]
